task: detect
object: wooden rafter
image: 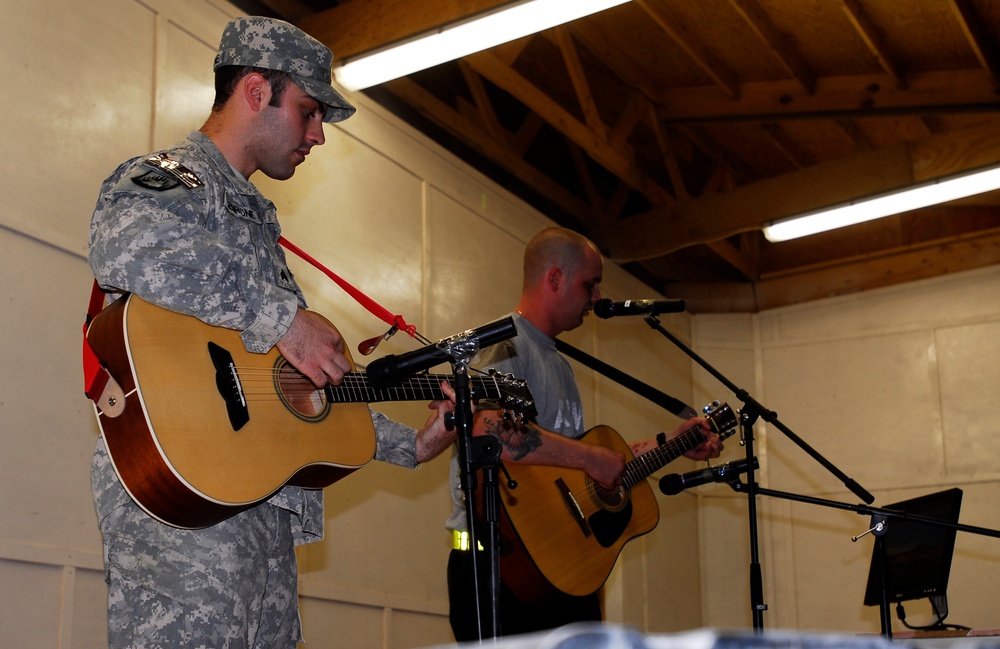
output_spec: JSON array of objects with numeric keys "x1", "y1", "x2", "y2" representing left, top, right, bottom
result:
[
  {"x1": 510, "y1": 112, "x2": 545, "y2": 158},
  {"x1": 634, "y1": 0, "x2": 741, "y2": 99},
  {"x1": 950, "y1": 0, "x2": 1000, "y2": 91},
  {"x1": 608, "y1": 92, "x2": 646, "y2": 155},
  {"x1": 834, "y1": 119, "x2": 875, "y2": 152},
  {"x1": 597, "y1": 119, "x2": 1000, "y2": 261},
  {"x1": 648, "y1": 103, "x2": 690, "y2": 200},
  {"x1": 707, "y1": 240, "x2": 759, "y2": 281},
  {"x1": 381, "y1": 76, "x2": 602, "y2": 223},
  {"x1": 463, "y1": 50, "x2": 676, "y2": 205},
  {"x1": 563, "y1": 21, "x2": 662, "y2": 104},
  {"x1": 554, "y1": 26, "x2": 608, "y2": 140},
  {"x1": 658, "y1": 70, "x2": 1000, "y2": 123},
  {"x1": 727, "y1": 0, "x2": 816, "y2": 94},
  {"x1": 458, "y1": 61, "x2": 505, "y2": 142},
  {"x1": 565, "y1": 140, "x2": 606, "y2": 215},
  {"x1": 676, "y1": 125, "x2": 753, "y2": 182},
  {"x1": 758, "y1": 122, "x2": 808, "y2": 169},
  {"x1": 299, "y1": 0, "x2": 510, "y2": 59},
  {"x1": 838, "y1": 0, "x2": 907, "y2": 90}
]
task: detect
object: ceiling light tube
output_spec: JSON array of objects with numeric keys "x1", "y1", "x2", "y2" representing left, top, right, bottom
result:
[
  {"x1": 333, "y1": 0, "x2": 632, "y2": 92},
  {"x1": 762, "y1": 163, "x2": 1000, "y2": 242}
]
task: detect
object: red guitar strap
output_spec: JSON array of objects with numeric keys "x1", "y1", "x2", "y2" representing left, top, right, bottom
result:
[
  {"x1": 278, "y1": 236, "x2": 422, "y2": 353},
  {"x1": 82, "y1": 237, "x2": 421, "y2": 397},
  {"x1": 82, "y1": 279, "x2": 110, "y2": 402}
]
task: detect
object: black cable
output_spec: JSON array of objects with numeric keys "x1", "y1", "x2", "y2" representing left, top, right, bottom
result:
[{"x1": 896, "y1": 602, "x2": 970, "y2": 632}]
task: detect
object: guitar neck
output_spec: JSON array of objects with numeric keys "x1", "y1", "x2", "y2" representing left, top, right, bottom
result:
[
  {"x1": 326, "y1": 373, "x2": 499, "y2": 405},
  {"x1": 622, "y1": 427, "x2": 707, "y2": 488}
]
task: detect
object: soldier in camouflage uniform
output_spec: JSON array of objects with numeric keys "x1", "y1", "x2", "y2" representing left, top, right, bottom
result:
[{"x1": 88, "y1": 17, "x2": 458, "y2": 649}]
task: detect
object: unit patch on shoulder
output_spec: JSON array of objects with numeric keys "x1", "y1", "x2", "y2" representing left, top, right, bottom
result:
[
  {"x1": 132, "y1": 170, "x2": 181, "y2": 191},
  {"x1": 137, "y1": 153, "x2": 204, "y2": 189}
]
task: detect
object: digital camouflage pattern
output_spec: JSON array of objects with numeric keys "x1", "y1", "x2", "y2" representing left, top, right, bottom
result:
[
  {"x1": 90, "y1": 131, "x2": 303, "y2": 354},
  {"x1": 93, "y1": 437, "x2": 303, "y2": 648},
  {"x1": 214, "y1": 16, "x2": 355, "y2": 124},
  {"x1": 89, "y1": 130, "x2": 421, "y2": 648}
]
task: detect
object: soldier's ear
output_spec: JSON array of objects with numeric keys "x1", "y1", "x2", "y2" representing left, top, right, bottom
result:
[
  {"x1": 243, "y1": 73, "x2": 271, "y2": 112},
  {"x1": 547, "y1": 267, "x2": 563, "y2": 293}
]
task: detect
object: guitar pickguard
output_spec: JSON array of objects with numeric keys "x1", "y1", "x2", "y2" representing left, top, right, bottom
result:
[{"x1": 588, "y1": 501, "x2": 633, "y2": 548}]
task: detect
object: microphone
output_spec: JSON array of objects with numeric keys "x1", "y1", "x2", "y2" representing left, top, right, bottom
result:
[
  {"x1": 658, "y1": 457, "x2": 758, "y2": 495},
  {"x1": 366, "y1": 317, "x2": 517, "y2": 389},
  {"x1": 593, "y1": 298, "x2": 685, "y2": 319}
]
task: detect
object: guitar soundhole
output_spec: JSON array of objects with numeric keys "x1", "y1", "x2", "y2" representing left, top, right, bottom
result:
[
  {"x1": 274, "y1": 358, "x2": 331, "y2": 422},
  {"x1": 588, "y1": 478, "x2": 629, "y2": 513}
]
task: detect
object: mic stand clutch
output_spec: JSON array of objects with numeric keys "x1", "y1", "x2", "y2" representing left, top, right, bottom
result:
[{"x1": 637, "y1": 313, "x2": 875, "y2": 633}]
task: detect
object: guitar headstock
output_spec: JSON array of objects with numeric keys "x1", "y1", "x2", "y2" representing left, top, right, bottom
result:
[
  {"x1": 704, "y1": 401, "x2": 738, "y2": 442},
  {"x1": 485, "y1": 369, "x2": 537, "y2": 422}
]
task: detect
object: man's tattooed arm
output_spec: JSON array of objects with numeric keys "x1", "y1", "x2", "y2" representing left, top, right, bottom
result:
[{"x1": 479, "y1": 410, "x2": 542, "y2": 461}]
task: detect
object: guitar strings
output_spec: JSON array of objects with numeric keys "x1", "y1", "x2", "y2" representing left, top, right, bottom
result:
[
  {"x1": 563, "y1": 428, "x2": 711, "y2": 509},
  {"x1": 214, "y1": 366, "x2": 496, "y2": 402},
  {"x1": 566, "y1": 409, "x2": 733, "y2": 507}
]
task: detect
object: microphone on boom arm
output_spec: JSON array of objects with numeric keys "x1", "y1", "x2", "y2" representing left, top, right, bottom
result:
[
  {"x1": 659, "y1": 457, "x2": 759, "y2": 495},
  {"x1": 366, "y1": 317, "x2": 517, "y2": 389},
  {"x1": 593, "y1": 298, "x2": 685, "y2": 319}
]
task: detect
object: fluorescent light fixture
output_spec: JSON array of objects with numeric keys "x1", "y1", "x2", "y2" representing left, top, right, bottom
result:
[
  {"x1": 763, "y1": 163, "x2": 1000, "y2": 242},
  {"x1": 333, "y1": 0, "x2": 632, "y2": 92}
]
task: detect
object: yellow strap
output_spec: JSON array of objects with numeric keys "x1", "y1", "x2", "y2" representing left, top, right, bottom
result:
[{"x1": 452, "y1": 530, "x2": 485, "y2": 551}]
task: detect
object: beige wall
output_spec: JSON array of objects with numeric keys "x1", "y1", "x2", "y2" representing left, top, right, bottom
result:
[{"x1": 0, "y1": 0, "x2": 706, "y2": 646}]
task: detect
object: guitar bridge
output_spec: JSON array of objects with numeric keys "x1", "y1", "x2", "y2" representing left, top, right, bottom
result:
[
  {"x1": 555, "y1": 478, "x2": 592, "y2": 538},
  {"x1": 208, "y1": 342, "x2": 249, "y2": 431}
]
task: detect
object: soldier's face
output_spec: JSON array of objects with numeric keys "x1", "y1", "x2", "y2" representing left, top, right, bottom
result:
[
  {"x1": 555, "y1": 248, "x2": 603, "y2": 333},
  {"x1": 255, "y1": 81, "x2": 326, "y2": 181}
]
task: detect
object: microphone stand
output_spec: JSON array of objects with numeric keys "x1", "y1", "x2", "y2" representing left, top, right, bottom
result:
[
  {"x1": 452, "y1": 353, "x2": 504, "y2": 641},
  {"x1": 443, "y1": 323, "x2": 520, "y2": 642},
  {"x1": 639, "y1": 314, "x2": 876, "y2": 633},
  {"x1": 381, "y1": 321, "x2": 517, "y2": 641}
]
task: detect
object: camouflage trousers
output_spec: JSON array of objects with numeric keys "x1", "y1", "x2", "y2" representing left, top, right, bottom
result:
[{"x1": 93, "y1": 439, "x2": 303, "y2": 648}]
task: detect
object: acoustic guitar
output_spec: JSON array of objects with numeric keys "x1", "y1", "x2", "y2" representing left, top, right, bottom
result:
[
  {"x1": 85, "y1": 294, "x2": 535, "y2": 529},
  {"x1": 490, "y1": 401, "x2": 737, "y2": 601}
]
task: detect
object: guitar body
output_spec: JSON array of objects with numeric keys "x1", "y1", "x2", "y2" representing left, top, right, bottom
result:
[
  {"x1": 495, "y1": 425, "x2": 659, "y2": 601},
  {"x1": 86, "y1": 295, "x2": 376, "y2": 529}
]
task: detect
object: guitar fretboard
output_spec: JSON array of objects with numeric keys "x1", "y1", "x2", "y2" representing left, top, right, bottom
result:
[
  {"x1": 623, "y1": 428, "x2": 709, "y2": 488},
  {"x1": 325, "y1": 373, "x2": 498, "y2": 404},
  {"x1": 621, "y1": 403, "x2": 736, "y2": 488}
]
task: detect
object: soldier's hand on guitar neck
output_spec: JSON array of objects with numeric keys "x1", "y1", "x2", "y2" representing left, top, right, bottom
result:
[
  {"x1": 415, "y1": 380, "x2": 462, "y2": 463},
  {"x1": 629, "y1": 417, "x2": 725, "y2": 461},
  {"x1": 679, "y1": 417, "x2": 725, "y2": 461},
  {"x1": 276, "y1": 307, "x2": 353, "y2": 388}
]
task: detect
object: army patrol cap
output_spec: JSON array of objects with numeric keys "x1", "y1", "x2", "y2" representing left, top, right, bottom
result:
[{"x1": 214, "y1": 16, "x2": 355, "y2": 123}]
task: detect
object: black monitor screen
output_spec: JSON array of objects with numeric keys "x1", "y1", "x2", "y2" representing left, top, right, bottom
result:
[{"x1": 863, "y1": 488, "x2": 963, "y2": 607}]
